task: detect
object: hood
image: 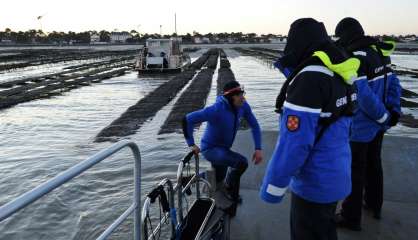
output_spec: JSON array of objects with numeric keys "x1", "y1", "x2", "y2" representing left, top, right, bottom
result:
[
  {"x1": 335, "y1": 17, "x2": 365, "y2": 47},
  {"x1": 283, "y1": 18, "x2": 331, "y2": 68}
]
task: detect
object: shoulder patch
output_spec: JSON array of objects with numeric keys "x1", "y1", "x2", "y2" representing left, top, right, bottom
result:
[{"x1": 286, "y1": 115, "x2": 300, "y2": 132}]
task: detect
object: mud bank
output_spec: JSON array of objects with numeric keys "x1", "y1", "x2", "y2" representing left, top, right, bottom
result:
[
  {"x1": 95, "y1": 50, "x2": 215, "y2": 141},
  {"x1": 0, "y1": 49, "x2": 137, "y2": 72},
  {"x1": 159, "y1": 49, "x2": 220, "y2": 134}
]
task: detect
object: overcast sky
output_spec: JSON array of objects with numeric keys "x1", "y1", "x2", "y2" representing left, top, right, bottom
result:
[{"x1": 1, "y1": 0, "x2": 417, "y2": 35}]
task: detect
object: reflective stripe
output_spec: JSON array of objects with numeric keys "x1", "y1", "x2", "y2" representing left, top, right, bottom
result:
[
  {"x1": 352, "y1": 75, "x2": 367, "y2": 82},
  {"x1": 299, "y1": 65, "x2": 334, "y2": 77},
  {"x1": 266, "y1": 184, "x2": 287, "y2": 197},
  {"x1": 320, "y1": 112, "x2": 332, "y2": 118},
  {"x1": 353, "y1": 51, "x2": 367, "y2": 56},
  {"x1": 288, "y1": 65, "x2": 334, "y2": 87},
  {"x1": 377, "y1": 112, "x2": 389, "y2": 123},
  {"x1": 284, "y1": 101, "x2": 322, "y2": 114},
  {"x1": 369, "y1": 72, "x2": 393, "y2": 82}
]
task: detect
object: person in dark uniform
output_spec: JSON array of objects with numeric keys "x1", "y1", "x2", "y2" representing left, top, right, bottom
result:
[
  {"x1": 334, "y1": 17, "x2": 402, "y2": 231},
  {"x1": 260, "y1": 18, "x2": 359, "y2": 240},
  {"x1": 260, "y1": 18, "x2": 360, "y2": 240},
  {"x1": 160, "y1": 52, "x2": 169, "y2": 68}
]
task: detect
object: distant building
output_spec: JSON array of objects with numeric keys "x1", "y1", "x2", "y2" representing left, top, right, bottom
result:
[
  {"x1": 0, "y1": 39, "x2": 13, "y2": 44},
  {"x1": 193, "y1": 37, "x2": 211, "y2": 44},
  {"x1": 402, "y1": 36, "x2": 417, "y2": 42},
  {"x1": 110, "y1": 32, "x2": 132, "y2": 43},
  {"x1": 90, "y1": 33, "x2": 100, "y2": 43},
  {"x1": 269, "y1": 37, "x2": 287, "y2": 44}
]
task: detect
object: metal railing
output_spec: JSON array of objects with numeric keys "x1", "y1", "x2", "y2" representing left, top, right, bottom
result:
[
  {"x1": 0, "y1": 140, "x2": 142, "y2": 240},
  {"x1": 141, "y1": 178, "x2": 177, "y2": 240},
  {"x1": 141, "y1": 152, "x2": 213, "y2": 240}
]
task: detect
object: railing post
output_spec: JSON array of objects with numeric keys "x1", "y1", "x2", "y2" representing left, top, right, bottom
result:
[
  {"x1": 132, "y1": 143, "x2": 142, "y2": 240},
  {"x1": 0, "y1": 140, "x2": 143, "y2": 240},
  {"x1": 195, "y1": 154, "x2": 200, "y2": 199}
]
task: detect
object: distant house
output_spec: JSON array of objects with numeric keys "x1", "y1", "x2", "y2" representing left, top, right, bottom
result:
[
  {"x1": 227, "y1": 37, "x2": 235, "y2": 44},
  {"x1": 193, "y1": 37, "x2": 211, "y2": 44},
  {"x1": 269, "y1": 37, "x2": 287, "y2": 44},
  {"x1": 0, "y1": 39, "x2": 13, "y2": 44},
  {"x1": 110, "y1": 32, "x2": 132, "y2": 43},
  {"x1": 90, "y1": 33, "x2": 100, "y2": 43}
]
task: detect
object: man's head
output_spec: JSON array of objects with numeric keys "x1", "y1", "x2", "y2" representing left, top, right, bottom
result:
[
  {"x1": 283, "y1": 18, "x2": 330, "y2": 68},
  {"x1": 335, "y1": 17, "x2": 365, "y2": 47},
  {"x1": 223, "y1": 81, "x2": 246, "y2": 108}
]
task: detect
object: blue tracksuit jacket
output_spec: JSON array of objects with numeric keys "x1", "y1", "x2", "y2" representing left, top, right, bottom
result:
[{"x1": 183, "y1": 96, "x2": 262, "y2": 151}]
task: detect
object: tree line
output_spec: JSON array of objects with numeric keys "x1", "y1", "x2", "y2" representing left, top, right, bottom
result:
[{"x1": 0, "y1": 28, "x2": 415, "y2": 45}]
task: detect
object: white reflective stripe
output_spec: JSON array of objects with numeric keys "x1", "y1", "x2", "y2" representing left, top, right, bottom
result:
[
  {"x1": 284, "y1": 101, "x2": 322, "y2": 114},
  {"x1": 266, "y1": 184, "x2": 287, "y2": 197},
  {"x1": 353, "y1": 51, "x2": 367, "y2": 56},
  {"x1": 288, "y1": 65, "x2": 334, "y2": 87},
  {"x1": 352, "y1": 75, "x2": 367, "y2": 82},
  {"x1": 299, "y1": 65, "x2": 334, "y2": 77},
  {"x1": 377, "y1": 112, "x2": 389, "y2": 123},
  {"x1": 369, "y1": 72, "x2": 393, "y2": 82},
  {"x1": 320, "y1": 112, "x2": 332, "y2": 118}
]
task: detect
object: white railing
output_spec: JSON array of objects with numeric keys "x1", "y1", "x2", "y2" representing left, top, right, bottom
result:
[{"x1": 0, "y1": 140, "x2": 142, "y2": 240}]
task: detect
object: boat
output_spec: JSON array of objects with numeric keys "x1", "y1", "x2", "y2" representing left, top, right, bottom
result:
[{"x1": 135, "y1": 38, "x2": 191, "y2": 74}]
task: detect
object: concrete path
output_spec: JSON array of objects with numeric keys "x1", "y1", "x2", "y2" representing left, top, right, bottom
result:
[{"x1": 229, "y1": 130, "x2": 418, "y2": 240}]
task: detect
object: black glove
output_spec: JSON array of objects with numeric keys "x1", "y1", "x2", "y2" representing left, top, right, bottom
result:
[{"x1": 388, "y1": 109, "x2": 400, "y2": 127}]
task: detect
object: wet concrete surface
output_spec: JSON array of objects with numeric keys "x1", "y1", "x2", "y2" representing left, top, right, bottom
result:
[{"x1": 229, "y1": 130, "x2": 418, "y2": 240}]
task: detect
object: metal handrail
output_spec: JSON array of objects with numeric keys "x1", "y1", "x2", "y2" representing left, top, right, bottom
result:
[
  {"x1": 0, "y1": 140, "x2": 142, "y2": 240},
  {"x1": 176, "y1": 151, "x2": 200, "y2": 222},
  {"x1": 141, "y1": 178, "x2": 177, "y2": 240},
  {"x1": 141, "y1": 152, "x2": 213, "y2": 240}
]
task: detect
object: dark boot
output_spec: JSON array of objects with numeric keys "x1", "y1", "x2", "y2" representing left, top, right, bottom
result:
[
  {"x1": 224, "y1": 161, "x2": 247, "y2": 203},
  {"x1": 363, "y1": 204, "x2": 381, "y2": 219},
  {"x1": 335, "y1": 213, "x2": 362, "y2": 231}
]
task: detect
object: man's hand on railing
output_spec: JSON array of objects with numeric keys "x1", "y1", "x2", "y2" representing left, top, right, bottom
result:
[
  {"x1": 252, "y1": 150, "x2": 263, "y2": 165},
  {"x1": 190, "y1": 145, "x2": 200, "y2": 155}
]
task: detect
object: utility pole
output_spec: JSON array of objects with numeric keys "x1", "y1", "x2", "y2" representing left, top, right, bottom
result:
[
  {"x1": 175, "y1": 13, "x2": 177, "y2": 36},
  {"x1": 137, "y1": 24, "x2": 141, "y2": 37},
  {"x1": 37, "y1": 14, "x2": 45, "y2": 34},
  {"x1": 160, "y1": 25, "x2": 163, "y2": 36}
]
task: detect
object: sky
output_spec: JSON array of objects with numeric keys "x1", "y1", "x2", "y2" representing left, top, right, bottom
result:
[{"x1": 1, "y1": 0, "x2": 417, "y2": 35}]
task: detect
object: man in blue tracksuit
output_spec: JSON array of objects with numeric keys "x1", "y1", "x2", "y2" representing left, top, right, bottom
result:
[
  {"x1": 334, "y1": 18, "x2": 402, "y2": 231},
  {"x1": 183, "y1": 80, "x2": 263, "y2": 212},
  {"x1": 260, "y1": 18, "x2": 359, "y2": 240}
]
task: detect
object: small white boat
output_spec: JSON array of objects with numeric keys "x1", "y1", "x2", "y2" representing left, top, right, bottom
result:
[{"x1": 135, "y1": 38, "x2": 191, "y2": 73}]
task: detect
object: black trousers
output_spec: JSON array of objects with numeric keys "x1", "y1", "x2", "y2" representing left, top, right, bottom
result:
[
  {"x1": 291, "y1": 193, "x2": 338, "y2": 240},
  {"x1": 341, "y1": 131, "x2": 384, "y2": 223}
]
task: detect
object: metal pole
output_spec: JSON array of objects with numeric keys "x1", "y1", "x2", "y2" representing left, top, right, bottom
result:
[
  {"x1": 176, "y1": 162, "x2": 184, "y2": 222},
  {"x1": 175, "y1": 13, "x2": 177, "y2": 36},
  {"x1": 0, "y1": 140, "x2": 142, "y2": 240},
  {"x1": 195, "y1": 154, "x2": 200, "y2": 199},
  {"x1": 132, "y1": 143, "x2": 142, "y2": 240}
]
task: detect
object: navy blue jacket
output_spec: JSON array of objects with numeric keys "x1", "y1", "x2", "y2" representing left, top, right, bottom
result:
[
  {"x1": 183, "y1": 96, "x2": 262, "y2": 151},
  {"x1": 260, "y1": 64, "x2": 354, "y2": 204},
  {"x1": 350, "y1": 47, "x2": 402, "y2": 142}
]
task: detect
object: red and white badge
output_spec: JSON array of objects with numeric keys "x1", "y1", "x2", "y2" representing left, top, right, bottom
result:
[{"x1": 287, "y1": 115, "x2": 300, "y2": 132}]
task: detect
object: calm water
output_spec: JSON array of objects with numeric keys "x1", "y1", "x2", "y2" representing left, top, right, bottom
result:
[{"x1": 0, "y1": 48, "x2": 417, "y2": 239}]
